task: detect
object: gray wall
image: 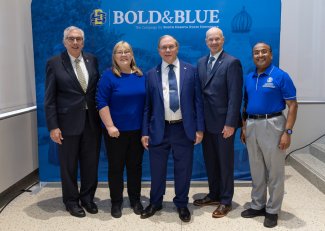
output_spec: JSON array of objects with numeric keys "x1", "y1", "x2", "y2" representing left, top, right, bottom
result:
[
  {"x1": 0, "y1": 0, "x2": 37, "y2": 194},
  {"x1": 288, "y1": 104, "x2": 325, "y2": 153},
  {"x1": 0, "y1": 111, "x2": 38, "y2": 193}
]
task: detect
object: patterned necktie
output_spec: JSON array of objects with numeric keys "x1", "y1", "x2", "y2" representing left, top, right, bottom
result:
[
  {"x1": 75, "y1": 58, "x2": 87, "y2": 92},
  {"x1": 207, "y1": 56, "x2": 215, "y2": 73},
  {"x1": 168, "y1": 64, "x2": 179, "y2": 112}
]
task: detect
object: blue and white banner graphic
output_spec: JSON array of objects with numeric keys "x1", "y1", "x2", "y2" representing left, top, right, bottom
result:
[{"x1": 32, "y1": 0, "x2": 281, "y2": 181}]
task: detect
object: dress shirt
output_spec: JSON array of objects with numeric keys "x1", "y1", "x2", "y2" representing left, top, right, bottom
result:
[
  {"x1": 209, "y1": 49, "x2": 223, "y2": 70},
  {"x1": 161, "y1": 59, "x2": 182, "y2": 121},
  {"x1": 68, "y1": 52, "x2": 89, "y2": 84}
]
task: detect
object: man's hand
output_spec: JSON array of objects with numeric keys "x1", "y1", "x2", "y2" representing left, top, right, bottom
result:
[
  {"x1": 141, "y1": 136, "x2": 149, "y2": 150},
  {"x1": 279, "y1": 133, "x2": 291, "y2": 150},
  {"x1": 240, "y1": 127, "x2": 246, "y2": 144},
  {"x1": 222, "y1": 126, "x2": 235, "y2": 139},
  {"x1": 194, "y1": 131, "x2": 204, "y2": 145},
  {"x1": 50, "y1": 128, "x2": 63, "y2": 145}
]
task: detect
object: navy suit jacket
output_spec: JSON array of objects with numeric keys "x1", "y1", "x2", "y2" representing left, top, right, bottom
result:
[
  {"x1": 44, "y1": 51, "x2": 100, "y2": 136},
  {"x1": 142, "y1": 61, "x2": 204, "y2": 145},
  {"x1": 197, "y1": 51, "x2": 243, "y2": 134}
]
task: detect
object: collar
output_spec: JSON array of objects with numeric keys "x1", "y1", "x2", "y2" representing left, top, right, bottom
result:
[
  {"x1": 210, "y1": 49, "x2": 223, "y2": 61},
  {"x1": 67, "y1": 52, "x2": 83, "y2": 63},
  {"x1": 253, "y1": 64, "x2": 274, "y2": 78},
  {"x1": 162, "y1": 58, "x2": 179, "y2": 70}
]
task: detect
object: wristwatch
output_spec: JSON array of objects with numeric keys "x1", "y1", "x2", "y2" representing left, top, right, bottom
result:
[{"x1": 285, "y1": 129, "x2": 293, "y2": 135}]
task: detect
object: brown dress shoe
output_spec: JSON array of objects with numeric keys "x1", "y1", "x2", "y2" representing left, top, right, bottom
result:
[
  {"x1": 212, "y1": 204, "x2": 232, "y2": 218},
  {"x1": 193, "y1": 196, "x2": 220, "y2": 206}
]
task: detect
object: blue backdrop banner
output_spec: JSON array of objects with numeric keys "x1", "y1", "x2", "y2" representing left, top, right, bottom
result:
[{"x1": 32, "y1": 0, "x2": 281, "y2": 182}]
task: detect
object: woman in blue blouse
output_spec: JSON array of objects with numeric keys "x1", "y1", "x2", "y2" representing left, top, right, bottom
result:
[{"x1": 96, "y1": 41, "x2": 145, "y2": 218}]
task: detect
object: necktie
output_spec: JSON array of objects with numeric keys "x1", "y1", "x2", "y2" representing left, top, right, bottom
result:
[
  {"x1": 207, "y1": 56, "x2": 215, "y2": 74},
  {"x1": 168, "y1": 64, "x2": 179, "y2": 112},
  {"x1": 75, "y1": 58, "x2": 87, "y2": 92}
]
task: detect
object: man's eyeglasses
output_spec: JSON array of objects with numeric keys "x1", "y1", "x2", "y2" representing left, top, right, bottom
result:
[
  {"x1": 159, "y1": 45, "x2": 177, "y2": 51},
  {"x1": 66, "y1": 37, "x2": 83, "y2": 43},
  {"x1": 114, "y1": 50, "x2": 131, "y2": 55}
]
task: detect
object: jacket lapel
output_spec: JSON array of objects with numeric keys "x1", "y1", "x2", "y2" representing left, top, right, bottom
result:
[
  {"x1": 204, "y1": 51, "x2": 224, "y2": 87},
  {"x1": 155, "y1": 64, "x2": 164, "y2": 101},
  {"x1": 61, "y1": 51, "x2": 85, "y2": 93},
  {"x1": 179, "y1": 61, "x2": 186, "y2": 95},
  {"x1": 83, "y1": 53, "x2": 92, "y2": 92}
]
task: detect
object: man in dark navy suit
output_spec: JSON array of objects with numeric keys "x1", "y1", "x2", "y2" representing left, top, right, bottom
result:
[
  {"x1": 44, "y1": 26, "x2": 101, "y2": 218},
  {"x1": 194, "y1": 27, "x2": 243, "y2": 218},
  {"x1": 140, "y1": 35, "x2": 204, "y2": 222}
]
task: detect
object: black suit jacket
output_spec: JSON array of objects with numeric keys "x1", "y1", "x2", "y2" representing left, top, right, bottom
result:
[
  {"x1": 197, "y1": 51, "x2": 243, "y2": 133},
  {"x1": 44, "y1": 51, "x2": 100, "y2": 136}
]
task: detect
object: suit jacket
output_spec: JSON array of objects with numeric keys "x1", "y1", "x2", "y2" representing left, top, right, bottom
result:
[
  {"x1": 44, "y1": 51, "x2": 100, "y2": 136},
  {"x1": 197, "y1": 51, "x2": 243, "y2": 134},
  {"x1": 142, "y1": 60, "x2": 204, "y2": 145}
]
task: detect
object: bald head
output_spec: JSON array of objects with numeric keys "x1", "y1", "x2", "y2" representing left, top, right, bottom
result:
[
  {"x1": 206, "y1": 27, "x2": 223, "y2": 39},
  {"x1": 205, "y1": 27, "x2": 224, "y2": 55}
]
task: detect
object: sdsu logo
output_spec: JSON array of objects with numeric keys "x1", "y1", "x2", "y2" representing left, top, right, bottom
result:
[
  {"x1": 90, "y1": 9, "x2": 107, "y2": 26},
  {"x1": 263, "y1": 77, "x2": 275, "y2": 88},
  {"x1": 90, "y1": 9, "x2": 220, "y2": 26}
]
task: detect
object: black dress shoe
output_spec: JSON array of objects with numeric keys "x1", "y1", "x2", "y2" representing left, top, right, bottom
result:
[
  {"x1": 241, "y1": 207, "x2": 266, "y2": 218},
  {"x1": 193, "y1": 196, "x2": 220, "y2": 206},
  {"x1": 177, "y1": 207, "x2": 191, "y2": 222},
  {"x1": 140, "y1": 204, "x2": 162, "y2": 219},
  {"x1": 66, "y1": 204, "x2": 86, "y2": 218},
  {"x1": 264, "y1": 212, "x2": 278, "y2": 228},
  {"x1": 111, "y1": 203, "x2": 122, "y2": 218},
  {"x1": 131, "y1": 201, "x2": 144, "y2": 215},
  {"x1": 81, "y1": 202, "x2": 98, "y2": 214}
]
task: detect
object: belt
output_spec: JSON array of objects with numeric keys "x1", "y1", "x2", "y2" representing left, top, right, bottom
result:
[
  {"x1": 247, "y1": 112, "x2": 282, "y2": 119},
  {"x1": 165, "y1": 119, "x2": 183, "y2": 124}
]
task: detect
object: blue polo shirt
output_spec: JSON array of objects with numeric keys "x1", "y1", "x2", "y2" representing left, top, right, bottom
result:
[{"x1": 243, "y1": 64, "x2": 296, "y2": 115}]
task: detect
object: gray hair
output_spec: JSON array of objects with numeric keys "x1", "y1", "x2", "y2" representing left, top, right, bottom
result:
[
  {"x1": 157, "y1": 35, "x2": 179, "y2": 48},
  {"x1": 62, "y1": 26, "x2": 85, "y2": 43}
]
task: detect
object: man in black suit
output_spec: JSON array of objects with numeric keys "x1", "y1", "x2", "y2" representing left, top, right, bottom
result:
[
  {"x1": 44, "y1": 26, "x2": 101, "y2": 218},
  {"x1": 194, "y1": 27, "x2": 243, "y2": 218}
]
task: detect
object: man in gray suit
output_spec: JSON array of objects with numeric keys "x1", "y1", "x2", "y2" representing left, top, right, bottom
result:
[{"x1": 193, "y1": 27, "x2": 243, "y2": 218}]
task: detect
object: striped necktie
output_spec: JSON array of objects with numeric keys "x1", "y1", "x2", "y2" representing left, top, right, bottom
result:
[
  {"x1": 207, "y1": 56, "x2": 215, "y2": 73},
  {"x1": 75, "y1": 58, "x2": 87, "y2": 92}
]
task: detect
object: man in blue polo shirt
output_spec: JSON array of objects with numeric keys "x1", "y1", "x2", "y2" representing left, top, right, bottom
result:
[{"x1": 240, "y1": 42, "x2": 298, "y2": 228}]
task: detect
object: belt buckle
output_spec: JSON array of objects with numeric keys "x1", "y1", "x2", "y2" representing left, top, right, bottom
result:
[{"x1": 166, "y1": 119, "x2": 181, "y2": 124}]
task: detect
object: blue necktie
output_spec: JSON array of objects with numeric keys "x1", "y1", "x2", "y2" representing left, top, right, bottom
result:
[{"x1": 168, "y1": 64, "x2": 179, "y2": 112}]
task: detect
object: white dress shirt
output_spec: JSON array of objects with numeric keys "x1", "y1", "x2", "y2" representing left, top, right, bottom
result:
[
  {"x1": 209, "y1": 49, "x2": 223, "y2": 70},
  {"x1": 68, "y1": 53, "x2": 89, "y2": 84},
  {"x1": 161, "y1": 59, "x2": 182, "y2": 121}
]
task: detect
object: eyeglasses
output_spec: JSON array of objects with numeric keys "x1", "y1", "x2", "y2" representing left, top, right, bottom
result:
[
  {"x1": 66, "y1": 37, "x2": 83, "y2": 43},
  {"x1": 253, "y1": 49, "x2": 270, "y2": 56},
  {"x1": 159, "y1": 45, "x2": 177, "y2": 51},
  {"x1": 114, "y1": 50, "x2": 131, "y2": 55}
]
